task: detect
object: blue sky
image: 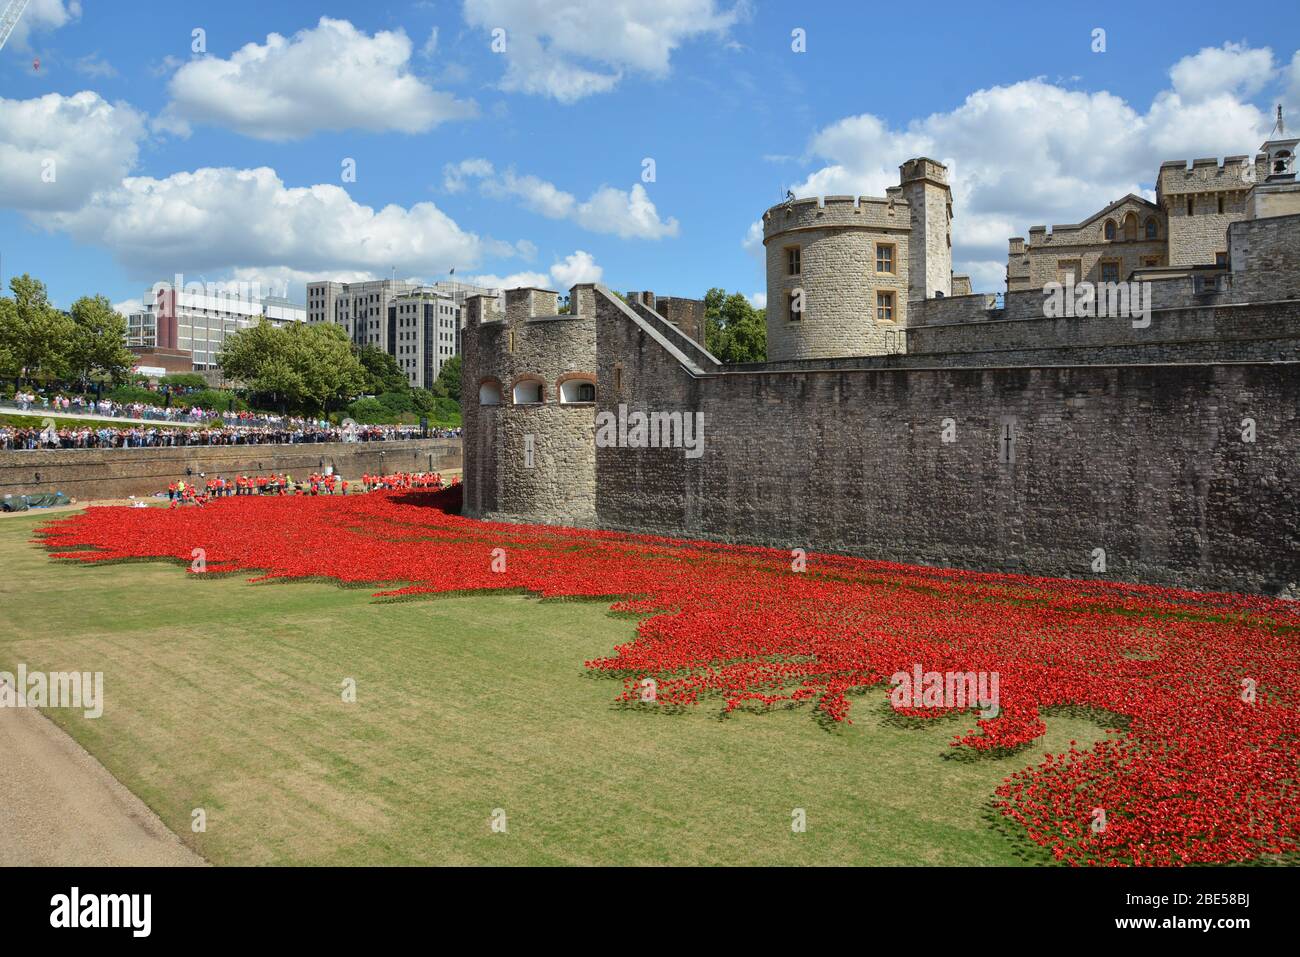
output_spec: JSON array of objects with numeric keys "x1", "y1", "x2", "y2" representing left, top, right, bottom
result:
[{"x1": 1, "y1": 0, "x2": 1297, "y2": 312}]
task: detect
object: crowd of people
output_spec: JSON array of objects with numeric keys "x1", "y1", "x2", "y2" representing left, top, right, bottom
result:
[
  {"x1": 7, "y1": 391, "x2": 234, "y2": 423},
  {"x1": 166, "y1": 471, "x2": 456, "y2": 506},
  {"x1": 360, "y1": 471, "x2": 450, "y2": 491},
  {"x1": 3, "y1": 391, "x2": 344, "y2": 429},
  {"x1": 0, "y1": 422, "x2": 458, "y2": 451}
]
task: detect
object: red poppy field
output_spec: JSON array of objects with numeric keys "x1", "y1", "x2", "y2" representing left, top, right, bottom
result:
[{"x1": 36, "y1": 488, "x2": 1300, "y2": 867}]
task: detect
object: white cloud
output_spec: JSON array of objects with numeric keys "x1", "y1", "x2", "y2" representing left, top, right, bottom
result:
[
  {"x1": 1286, "y1": 51, "x2": 1300, "y2": 120},
  {"x1": 421, "y1": 26, "x2": 439, "y2": 58},
  {"x1": 0, "y1": 91, "x2": 147, "y2": 212},
  {"x1": 575, "y1": 184, "x2": 678, "y2": 239},
  {"x1": 1169, "y1": 42, "x2": 1275, "y2": 103},
  {"x1": 443, "y1": 157, "x2": 495, "y2": 193},
  {"x1": 2, "y1": 0, "x2": 81, "y2": 52},
  {"x1": 780, "y1": 52, "x2": 1292, "y2": 290},
  {"x1": 549, "y1": 249, "x2": 602, "y2": 286},
  {"x1": 46, "y1": 166, "x2": 517, "y2": 281},
  {"x1": 467, "y1": 250, "x2": 603, "y2": 291},
  {"x1": 958, "y1": 261, "x2": 1006, "y2": 294},
  {"x1": 747, "y1": 291, "x2": 766, "y2": 309},
  {"x1": 112, "y1": 297, "x2": 142, "y2": 317},
  {"x1": 73, "y1": 54, "x2": 117, "y2": 79},
  {"x1": 445, "y1": 159, "x2": 678, "y2": 239},
  {"x1": 463, "y1": 0, "x2": 744, "y2": 102},
  {"x1": 158, "y1": 17, "x2": 476, "y2": 141},
  {"x1": 464, "y1": 269, "x2": 550, "y2": 290},
  {"x1": 487, "y1": 169, "x2": 578, "y2": 219}
]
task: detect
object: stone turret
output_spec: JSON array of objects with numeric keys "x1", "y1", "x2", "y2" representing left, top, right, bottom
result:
[
  {"x1": 899, "y1": 157, "x2": 953, "y2": 302},
  {"x1": 761, "y1": 194, "x2": 911, "y2": 360}
]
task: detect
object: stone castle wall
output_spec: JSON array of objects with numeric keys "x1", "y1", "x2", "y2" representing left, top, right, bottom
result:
[
  {"x1": 591, "y1": 279, "x2": 1296, "y2": 594},
  {"x1": 460, "y1": 287, "x2": 598, "y2": 525},
  {"x1": 1155, "y1": 157, "x2": 1257, "y2": 267},
  {"x1": 460, "y1": 215, "x2": 1300, "y2": 595}
]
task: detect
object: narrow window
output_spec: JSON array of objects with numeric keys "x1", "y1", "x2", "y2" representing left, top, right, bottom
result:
[
  {"x1": 1100, "y1": 262, "x2": 1120, "y2": 283},
  {"x1": 1186, "y1": 197, "x2": 1194, "y2": 217},
  {"x1": 786, "y1": 246, "x2": 801, "y2": 276},
  {"x1": 876, "y1": 290, "x2": 895, "y2": 323},
  {"x1": 614, "y1": 362, "x2": 623, "y2": 393},
  {"x1": 787, "y1": 290, "x2": 802, "y2": 322},
  {"x1": 1104, "y1": 220, "x2": 1116, "y2": 240},
  {"x1": 1215, "y1": 252, "x2": 1228, "y2": 267},
  {"x1": 1217, "y1": 195, "x2": 1225, "y2": 215},
  {"x1": 999, "y1": 417, "x2": 1017, "y2": 465},
  {"x1": 876, "y1": 243, "x2": 895, "y2": 274},
  {"x1": 1145, "y1": 219, "x2": 1158, "y2": 240}
]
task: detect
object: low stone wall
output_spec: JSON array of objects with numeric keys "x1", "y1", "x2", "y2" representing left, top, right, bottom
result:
[
  {"x1": 907, "y1": 300, "x2": 1300, "y2": 358},
  {"x1": 0, "y1": 439, "x2": 462, "y2": 502}
]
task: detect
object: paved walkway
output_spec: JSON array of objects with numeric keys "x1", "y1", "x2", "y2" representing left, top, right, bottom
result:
[
  {"x1": 0, "y1": 680, "x2": 206, "y2": 866},
  {"x1": 1, "y1": 404, "x2": 207, "y2": 428}
]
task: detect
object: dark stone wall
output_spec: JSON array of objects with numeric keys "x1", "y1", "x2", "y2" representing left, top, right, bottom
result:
[
  {"x1": 0, "y1": 439, "x2": 462, "y2": 502},
  {"x1": 594, "y1": 292, "x2": 1298, "y2": 594},
  {"x1": 908, "y1": 300, "x2": 1300, "y2": 361},
  {"x1": 461, "y1": 287, "x2": 598, "y2": 524}
]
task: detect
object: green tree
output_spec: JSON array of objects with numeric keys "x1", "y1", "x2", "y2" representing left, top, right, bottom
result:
[
  {"x1": 433, "y1": 354, "x2": 461, "y2": 399},
  {"x1": 410, "y1": 387, "x2": 438, "y2": 414},
  {"x1": 0, "y1": 274, "x2": 74, "y2": 383},
  {"x1": 357, "y1": 344, "x2": 408, "y2": 395},
  {"x1": 218, "y1": 320, "x2": 366, "y2": 416},
  {"x1": 66, "y1": 294, "x2": 135, "y2": 386},
  {"x1": 703, "y1": 288, "x2": 767, "y2": 363},
  {"x1": 161, "y1": 372, "x2": 208, "y2": 389}
]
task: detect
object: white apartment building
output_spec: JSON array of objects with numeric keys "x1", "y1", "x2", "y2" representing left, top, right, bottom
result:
[{"x1": 305, "y1": 278, "x2": 484, "y2": 390}]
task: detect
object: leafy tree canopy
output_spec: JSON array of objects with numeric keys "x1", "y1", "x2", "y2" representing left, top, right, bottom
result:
[
  {"x1": 0, "y1": 274, "x2": 75, "y2": 382},
  {"x1": 357, "y1": 344, "x2": 408, "y2": 395},
  {"x1": 703, "y1": 288, "x2": 767, "y2": 364},
  {"x1": 218, "y1": 320, "x2": 366, "y2": 416}
]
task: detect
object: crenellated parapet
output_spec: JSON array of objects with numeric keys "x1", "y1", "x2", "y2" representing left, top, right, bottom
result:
[{"x1": 762, "y1": 194, "x2": 909, "y2": 239}]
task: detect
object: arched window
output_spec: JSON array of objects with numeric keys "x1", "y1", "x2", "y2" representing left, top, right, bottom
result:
[
  {"x1": 1104, "y1": 220, "x2": 1116, "y2": 240},
  {"x1": 559, "y1": 377, "x2": 597, "y2": 404},
  {"x1": 1144, "y1": 218, "x2": 1158, "y2": 240},
  {"x1": 478, "y1": 380, "x2": 503, "y2": 406},
  {"x1": 512, "y1": 379, "x2": 543, "y2": 405},
  {"x1": 1122, "y1": 213, "x2": 1138, "y2": 242}
]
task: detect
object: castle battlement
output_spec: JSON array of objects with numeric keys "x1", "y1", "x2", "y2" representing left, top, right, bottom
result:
[
  {"x1": 1156, "y1": 156, "x2": 1261, "y2": 194},
  {"x1": 467, "y1": 285, "x2": 598, "y2": 328},
  {"x1": 761, "y1": 194, "x2": 909, "y2": 238},
  {"x1": 899, "y1": 157, "x2": 949, "y2": 185}
]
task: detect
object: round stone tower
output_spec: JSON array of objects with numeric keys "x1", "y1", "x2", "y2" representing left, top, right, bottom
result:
[{"x1": 762, "y1": 193, "x2": 912, "y2": 360}]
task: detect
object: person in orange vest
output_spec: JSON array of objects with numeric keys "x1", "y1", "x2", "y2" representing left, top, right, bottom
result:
[{"x1": 168, "y1": 480, "x2": 178, "y2": 501}]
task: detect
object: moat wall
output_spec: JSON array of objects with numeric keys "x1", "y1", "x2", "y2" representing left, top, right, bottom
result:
[
  {"x1": 0, "y1": 439, "x2": 463, "y2": 502},
  {"x1": 594, "y1": 293, "x2": 1298, "y2": 595}
]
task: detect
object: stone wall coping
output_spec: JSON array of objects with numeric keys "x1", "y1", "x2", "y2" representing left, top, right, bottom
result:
[{"x1": 597, "y1": 285, "x2": 713, "y2": 376}]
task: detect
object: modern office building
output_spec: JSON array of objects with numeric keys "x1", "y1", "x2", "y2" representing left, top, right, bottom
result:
[
  {"x1": 305, "y1": 278, "x2": 496, "y2": 389},
  {"x1": 126, "y1": 286, "x2": 306, "y2": 372}
]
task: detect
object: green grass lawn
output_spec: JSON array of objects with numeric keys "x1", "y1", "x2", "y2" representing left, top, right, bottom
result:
[{"x1": 0, "y1": 510, "x2": 1111, "y2": 865}]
